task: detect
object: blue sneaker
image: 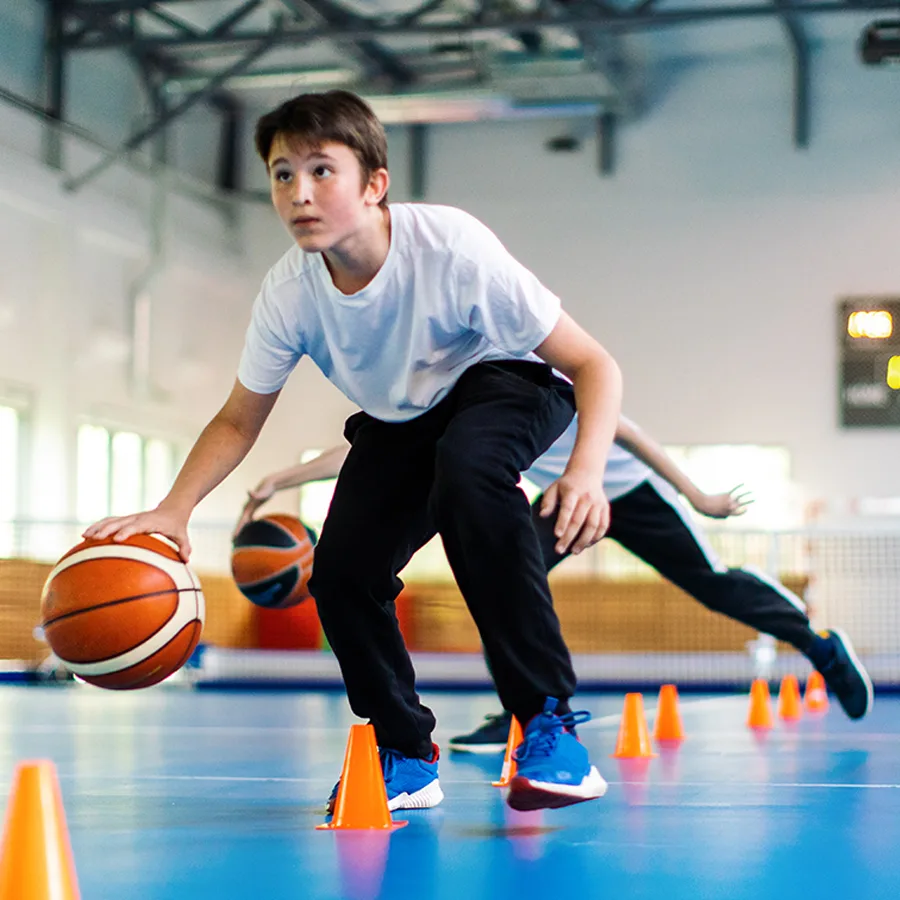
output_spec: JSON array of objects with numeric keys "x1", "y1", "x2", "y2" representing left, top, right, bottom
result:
[
  {"x1": 818, "y1": 628, "x2": 873, "y2": 720},
  {"x1": 508, "y1": 699, "x2": 608, "y2": 811},
  {"x1": 326, "y1": 744, "x2": 443, "y2": 814}
]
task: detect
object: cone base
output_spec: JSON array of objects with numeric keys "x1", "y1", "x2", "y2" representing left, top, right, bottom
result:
[{"x1": 317, "y1": 820, "x2": 407, "y2": 832}]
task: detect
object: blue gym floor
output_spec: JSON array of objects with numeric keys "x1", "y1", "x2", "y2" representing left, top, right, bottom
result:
[{"x1": 2, "y1": 686, "x2": 899, "y2": 899}]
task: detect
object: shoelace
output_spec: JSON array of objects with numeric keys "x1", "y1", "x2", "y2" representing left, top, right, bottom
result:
[{"x1": 513, "y1": 709, "x2": 591, "y2": 761}]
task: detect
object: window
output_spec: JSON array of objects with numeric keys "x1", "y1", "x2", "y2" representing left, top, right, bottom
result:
[
  {"x1": 76, "y1": 425, "x2": 111, "y2": 523},
  {"x1": 144, "y1": 439, "x2": 174, "y2": 509},
  {"x1": 110, "y1": 431, "x2": 142, "y2": 516},
  {"x1": 0, "y1": 406, "x2": 18, "y2": 556},
  {"x1": 298, "y1": 450, "x2": 337, "y2": 539},
  {"x1": 76, "y1": 425, "x2": 176, "y2": 521}
]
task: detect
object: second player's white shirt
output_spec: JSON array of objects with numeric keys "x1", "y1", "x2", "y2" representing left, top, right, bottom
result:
[
  {"x1": 524, "y1": 418, "x2": 652, "y2": 501},
  {"x1": 237, "y1": 203, "x2": 562, "y2": 423}
]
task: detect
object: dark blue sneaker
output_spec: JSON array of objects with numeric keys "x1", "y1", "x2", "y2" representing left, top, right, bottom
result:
[
  {"x1": 818, "y1": 628, "x2": 873, "y2": 720},
  {"x1": 508, "y1": 699, "x2": 607, "y2": 811},
  {"x1": 449, "y1": 711, "x2": 512, "y2": 754},
  {"x1": 326, "y1": 744, "x2": 443, "y2": 814}
]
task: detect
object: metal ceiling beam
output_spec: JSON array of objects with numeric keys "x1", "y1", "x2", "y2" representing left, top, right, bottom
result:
[
  {"x1": 554, "y1": 0, "x2": 635, "y2": 110},
  {"x1": 68, "y1": 0, "x2": 199, "y2": 12},
  {"x1": 409, "y1": 123, "x2": 428, "y2": 199},
  {"x1": 277, "y1": 0, "x2": 416, "y2": 86},
  {"x1": 773, "y1": 0, "x2": 811, "y2": 148},
  {"x1": 43, "y1": 0, "x2": 67, "y2": 171},
  {"x1": 63, "y1": 29, "x2": 281, "y2": 191},
  {"x1": 143, "y1": 6, "x2": 201, "y2": 37},
  {"x1": 597, "y1": 110, "x2": 615, "y2": 175},
  {"x1": 66, "y1": 0, "x2": 900, "y2": 50},
  {"x1": 210, "y1": 0, "x2": 264, "y2": 38},
  {"x1": 64, "y1": 0, "x2": 265, "y2": 47},
  {"x1": 59, "y1": 2, "x2": 253, "y2": 113}
]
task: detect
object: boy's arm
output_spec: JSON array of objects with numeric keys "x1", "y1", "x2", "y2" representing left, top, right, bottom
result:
[
  {"x1": 533, "y1": 311, "x2": 623, "y2": 555},
  {"x1": 615, "y1": 416, "x2": 752, "y2": 519},
  {"x1": 83, "y1": 380, "x2": 280, "y2": 560},
  {"x1": 234, "y1": 444, "x2": 349, "y2": 534}
]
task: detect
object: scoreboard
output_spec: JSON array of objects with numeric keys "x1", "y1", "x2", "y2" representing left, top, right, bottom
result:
[{"x1": 840, "y1": 298, "x2": 900, "y2": 428}]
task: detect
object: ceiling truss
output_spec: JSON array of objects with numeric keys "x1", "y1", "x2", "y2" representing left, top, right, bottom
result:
[{"x1": 40, "y1": 0, "x2": 899, "y2": 192}]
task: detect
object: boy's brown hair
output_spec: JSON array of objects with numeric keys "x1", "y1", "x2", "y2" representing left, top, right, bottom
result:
[{"x1": 255, "y1": 90, "x2": 389, "y2": 207}]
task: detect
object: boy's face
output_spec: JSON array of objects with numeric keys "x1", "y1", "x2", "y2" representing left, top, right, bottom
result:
[{"x1": 267, "y1": 135, "x2": 387, "y2": 252}]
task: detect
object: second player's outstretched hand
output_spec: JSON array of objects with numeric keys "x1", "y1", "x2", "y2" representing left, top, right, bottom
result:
[
  {"x1": 689, "y1": 484, "x2": 754, "y2": 519},
  {"x1": 540, "y1": 470, "x2": 610, "y2": 555},
  {"x1": 233, "y1": 478, "x2": 277, "y2": 537},
  {"x1": 82, "y1": 506, "x2": 192, "y2": 562}
]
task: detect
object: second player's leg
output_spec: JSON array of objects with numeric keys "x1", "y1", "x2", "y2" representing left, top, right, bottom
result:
[
  {"x1": 608, "y1": 478, "x2": 872, "y2": 718},
  {"x1": 607, "y1": 479, "x2": 817, "y2": 650}
]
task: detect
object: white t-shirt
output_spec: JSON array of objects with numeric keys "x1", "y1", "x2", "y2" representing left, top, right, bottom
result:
[
  {"x1": 237, "y1": 203, "x2": 562, "y2": 422},
  {"x1": 524, "y1": 417, "x2": 652, "y2": 501}
]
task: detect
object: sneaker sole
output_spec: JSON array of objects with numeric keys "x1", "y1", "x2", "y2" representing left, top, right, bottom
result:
[
  {"x1": 327, "y1": 778, "x2": 443, "y2": 815},
  {"x1": 507, "y1": 766, "x2": 608, "y2": 811},
  {"x1": 387, "y1": 778, "x2": 444, "y2": 811},
  {"x1": 447, "y1": 741, "x2": 507, "y2": 755},
  {"x1": 828, "y1": 627, "x2": 874, "y2": 719}
]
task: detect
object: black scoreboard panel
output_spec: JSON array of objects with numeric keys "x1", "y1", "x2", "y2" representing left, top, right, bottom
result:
[{"x1": 839, "y1": 298, "x2": 900, "y2": 428}]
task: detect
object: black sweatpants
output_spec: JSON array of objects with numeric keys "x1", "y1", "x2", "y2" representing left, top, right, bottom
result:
[
  {"x1": 533, "y1": 478, "x2": 816, "y2": 654},
  {"x1": 308, "y1": 361, "x2": 578, "y2": 758}
]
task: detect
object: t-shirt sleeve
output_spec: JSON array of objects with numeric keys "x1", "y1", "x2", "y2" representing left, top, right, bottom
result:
[
  {"x1": 236, "y1": 279, "x2": 304, "y2": 394},
  {"x1": 459, "y1": 221, "x2": 562, "y2": 355}
]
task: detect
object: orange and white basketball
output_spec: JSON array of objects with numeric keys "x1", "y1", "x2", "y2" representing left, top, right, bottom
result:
[{"x1": 40, "y1": 534, "x2": 205, "y2": 690}]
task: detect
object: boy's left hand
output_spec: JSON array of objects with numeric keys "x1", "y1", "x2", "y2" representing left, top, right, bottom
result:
[{"x1": 540, "y1": 471, "x2": 610, "y2": 555}]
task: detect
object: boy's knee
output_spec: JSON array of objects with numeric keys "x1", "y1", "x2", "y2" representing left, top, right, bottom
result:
[
  {"x1": 307, "y1": 533, "x2": 353, "y2": 599},
  {"x1": 308, "y1": 532, "x2": 395, "y2": 606}
]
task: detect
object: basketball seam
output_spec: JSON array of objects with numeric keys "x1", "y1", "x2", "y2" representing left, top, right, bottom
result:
[
  {"x1": 45, "y1": 589, "x2": 198, "y2": 665},
  {"x1": 42, "y1": 588, "x2": 191, "y2": 629},
  {"x1": 44, "y1": 544, "x2": 196, "y2": 593},
  {"x1": 231, "y1": 543, "x2": 312, "y2": 553},
  {"x1": 172, "y1": 620, "x2": 202, "y2": 673},
  {"x1": 267, "y1": 516, "x2": 310, "y2": 543},
  {"x1": 91, "y1": 620, "x2": 201, "y2": 688},
  {"x1": 233, "y1": 560, "x2": 311, "y2": 588}
]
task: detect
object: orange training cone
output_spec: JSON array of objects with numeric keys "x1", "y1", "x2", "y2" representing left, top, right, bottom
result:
[
  {"x1": 777, "y1": 675, "x2": 803, "y2": 721},
  {"x1": 804, "y1": 670, "x2": 829, "y2": 714},
  {"x1": 492, "y1": 715, "x2": 524, "y2": 787},
  {"x1": 747, "y1": 678, "x2": 774, "y2": 730},
  {"x1": 317, "y1": 725, "x2": 407, "y2": 831},
  {"x1": 612, "y1": 693, "x2": 657, "y2": 759},
  {"x1": 653, "y1": 684, "x2": 686, "y2": 743},
  {"x1": 0, "y1": 760, "x2": 80, "y2": 900}
]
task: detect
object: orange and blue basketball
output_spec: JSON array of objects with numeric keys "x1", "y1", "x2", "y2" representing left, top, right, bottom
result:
[{"x1": 231, "y1": 514, "x2": 316, "y2": 609}]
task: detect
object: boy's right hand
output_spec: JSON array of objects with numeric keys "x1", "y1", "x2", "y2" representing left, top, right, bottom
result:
[{"x1": 82, "y1": 507, "x2": 192, "y2": 562}]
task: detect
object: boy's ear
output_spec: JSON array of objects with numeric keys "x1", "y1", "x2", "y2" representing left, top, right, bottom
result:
[{"x1": 365, "y1": 167, "x2": 390, "y2": 205}]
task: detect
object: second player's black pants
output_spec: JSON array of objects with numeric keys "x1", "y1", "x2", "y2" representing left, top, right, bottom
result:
[{"x1": 534, "y1": 478, "x2": 816, "y2": 654}]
